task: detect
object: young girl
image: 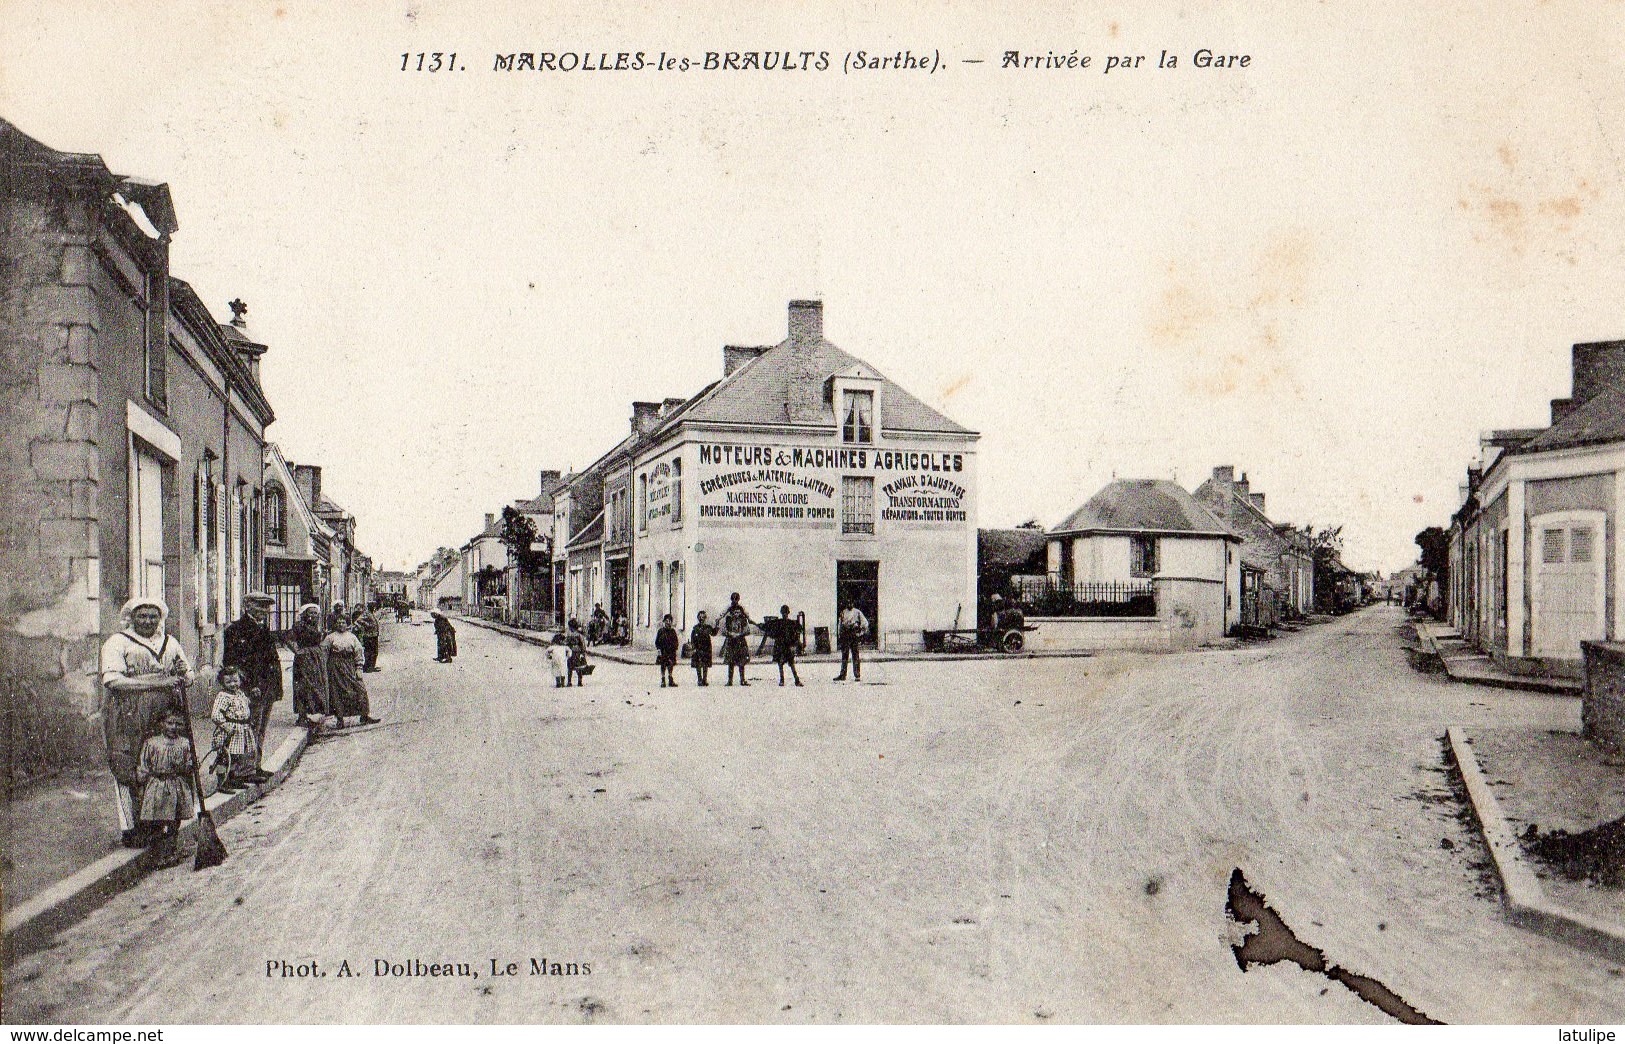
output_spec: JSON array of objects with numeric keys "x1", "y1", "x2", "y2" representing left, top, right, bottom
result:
[
  {"x1": 689, "y1": 611, "x2": 715, "y2": 687},
  {"x1": 138, "y1": 709, "x2": 196, "y2": 867},
  {"x1": 547, "y1": 632, "x2": 572, "y2": 687},
  {"x1": 210, "y1": 665, "x2": 259, "y2": 792},
  {"x1": 655, "y1": 614, "x2": 680, "y2": 688},
  {"x1": 565, "y1": 620, "x2": 589, "y2": 686}
]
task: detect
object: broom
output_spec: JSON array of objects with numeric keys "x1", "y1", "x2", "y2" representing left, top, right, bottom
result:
[{"x1": 175, "y1": 679, "x2": 228, "y2": 870}]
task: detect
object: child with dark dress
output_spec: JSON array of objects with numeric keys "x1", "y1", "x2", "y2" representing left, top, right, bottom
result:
[
  {"x1": 139, "y1": 708, "x2": 196, "y2": 867},
  {"x1": 655, "y1": 614, "x2": 680, "y2": 687},
  {"x1": 689, "y1": 611, "x2": 715, "y2": 687}
]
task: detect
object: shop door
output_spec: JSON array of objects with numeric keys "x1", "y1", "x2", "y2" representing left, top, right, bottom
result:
[
  {"x1": 836, "y1": 560, "x2": 879, "y2": 647},
  {"x1": 132, "y1": 445, "x2": 166, "y2": 598},
  {"x1": 1531, "y1": 512, "x2": 1606, "y2": 659},
  {"x1": 609, "y1": 558, "x2": 629, "y2": 620}
]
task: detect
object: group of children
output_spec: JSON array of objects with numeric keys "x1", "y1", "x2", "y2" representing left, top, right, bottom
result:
[{"x1": 652, "y1": 600, "x2": 805, "y2": 689}]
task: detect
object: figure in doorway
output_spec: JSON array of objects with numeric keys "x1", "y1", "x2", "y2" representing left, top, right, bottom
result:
[{"x1": 833, "y1": 600, "x2": 869, "y2": 682}]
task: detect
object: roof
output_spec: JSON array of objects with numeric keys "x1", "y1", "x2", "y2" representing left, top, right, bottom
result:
[
  {"x1": 2, "y1": 118, "x2": 178, "y2": 237},
  {"x1": 513, "y1": 491, "x2": 555, "y2": 515},
  {"x1": 1051, "y1": 480, "x2": 1238, "y2": 539},
  {"x1": 1520, "y1": 386, "x2": 1625, "y2": 454},
  {"x1": 565, "y1": 511, "x2": 604, "y2": 552},
  {"x1": 652, "y1": 335, "x2": 973, "y2": 438},
  {"x1": 978, "y1": 528, "x2": 1049, "y2": 570}
]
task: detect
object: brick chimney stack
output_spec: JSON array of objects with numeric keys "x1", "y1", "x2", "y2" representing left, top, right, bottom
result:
[
  {"x1": 485, "y1": 513, "x2": 495, "y2": 530},
  {"x1": 723, "y1": 345, "x2": 768, "y2": 377},
  {"x1": 631, "y1": 401, "x2": 664, "y2": 435},
  {"x1": 788, "y1": 299, "x2": 823, "y2": 345},
  {"x1": 1212, "y1": 465, "x2": 1235, "y2": 486},
  {"x1": 1571, "y1": 340, "x2": 1625, "y2": 407},
  {"x1": 1249, "y1": 492, "x2": 1267, "y2": 513},
  {"x1": 539, "y1": 469, "x2": 561, "y2": 493},
  {"x1": 1235, "y1": 472, "x2": 1250, "y2": 499}
]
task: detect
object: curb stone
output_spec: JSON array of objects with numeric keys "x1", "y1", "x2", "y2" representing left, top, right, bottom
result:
[
  {"x1": 2, "y1": 724, "x2": 314, "y2": 964},
  {"x1": 1446, "y1": 726, "x2": 1625, "y2": 962}
]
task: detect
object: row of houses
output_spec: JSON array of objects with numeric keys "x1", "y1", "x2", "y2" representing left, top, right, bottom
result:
[
  {"x1": 419, "y1": 299, "x2": 1348, "y2": 656},
  {"x1": 1444, "y1": 338, "x2": 1625, "y2": 678},
  {"x1": 0, "y1": 118, "x2": 374, "y2": 787}
]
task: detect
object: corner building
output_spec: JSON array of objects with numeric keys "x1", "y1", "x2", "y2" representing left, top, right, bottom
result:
[{"x1": 629, "y1": 301, "x2": 978, "y2": 651}]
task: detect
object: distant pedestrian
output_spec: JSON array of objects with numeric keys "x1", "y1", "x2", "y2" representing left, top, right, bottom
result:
[
  {"x1": 547, "y1": 632, "x2": 572, "y2": 687},
  {"x1": 324, "y1": 616, "x2": 378, "y2": 728},
  {"x1": 138, "y1": 708, "x2": 196, "y2": 867},
  {"x1": 655, "y1": 614, "x2": 680, "y2": 687},
  {"x1": 355, "y1": 606, "x2": 381, "y2": 672},
  {"x1": 432, "y1": 611, "x2": 457, "y2": 663},
  {"x1": 720, "y1": 593, "x2": 752, "y2": 687},
  {"x1": 689, "y1": 611, "x2": 715, "y2": 687},
  {"x1": 833, "y1": 600, "x2": 869, "y2": 682},
  {"x1": 222, "y1": 590, "x2": 282, "y2": 776},
  {"x1": 209, "y1": 665, "x2": 259, "y2": 792},
  {"x1": 769, "y1": 605, "x2": 803, "y2": 687},
  {"x1": 291, "y1": 605, "x2": 332, "y2": 724},
  {"x1": 100, "y1": 596, "x2": 194, "y2": 848},
  {"x1": 327, "y1": 602, "x2": 347, "y2": 633}
]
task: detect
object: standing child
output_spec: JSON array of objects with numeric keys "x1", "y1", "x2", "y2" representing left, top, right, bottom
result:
[
  {"x1": 770, "y1": 605, "x2": 803, "y2": 687},
  {"x1": 689, "y1": 611, "x2": 715, "y2": 687},
  {"x1": 565, "y1": 620, "x2": 590, "y2": 686},
  {"x1": 547, "y1": 632, "x2": 572, "y2": 687},
  {"x1": 655, "y1": 614, "x2": 680, "y2": 688},
  {"x1": 210, "y1": 665, "x2": 260, "y2": 792},
  {"x1": 138, "y1": 709, "x2": 197, "y2": 867}
]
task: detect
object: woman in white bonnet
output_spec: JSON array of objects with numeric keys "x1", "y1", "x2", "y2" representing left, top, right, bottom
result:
[{"x1": 100, "y1": 595, "x2": 195, "y2": 847}]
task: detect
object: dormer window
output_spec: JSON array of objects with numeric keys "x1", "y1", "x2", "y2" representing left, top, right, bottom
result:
[{"x1": 841, "y1": 389, "x2": 874, "y2": 443}]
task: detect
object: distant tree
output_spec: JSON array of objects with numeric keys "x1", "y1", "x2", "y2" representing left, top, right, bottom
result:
[
  {"x1": 1015, "y1": 518, "x2": 1044, "y2": 530},
  {"x1": 498, "y1": 506, "x2": 551, "y2": 577},
  {"x1": 1414, "y1": 526, "x2": 1450, "y2": 616}
]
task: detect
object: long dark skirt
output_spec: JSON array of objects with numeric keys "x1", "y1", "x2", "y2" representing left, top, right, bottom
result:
[
  {"x1": 436, "y1": 628, "x2": 457, "y2": 660},
  {"x1": 292, "y1": 646, "x2": 330, "y2": 717},
  {"x1": 327, "y1": 649, "x2": 370, "y2": 717}
]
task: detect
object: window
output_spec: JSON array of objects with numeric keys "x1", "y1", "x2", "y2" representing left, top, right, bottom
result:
[
  {"x1": 841, "y1": 476, "x2": 875, "y2": 535},
  {"x1": 636, "y1": 565, "x2": 649, "y2": 627},
  {"x1": 670, "y1": 460, "x2": 683, "y2": 524},
  {"x1": 1570, "y1": 526, "x2": 1595, "y2": 563},
  {"x1": 1130, "y1": 535, "x2": 1160, "y2": 577},
  {"x1": 1542, "y1": 528, "x2": 1565, "y2": 565},
  {"x1": 265, "y1": 483, "x2": 287, "y2": 545},
  {"x1": 638, "y1": 474, "x2": 648, "y2": 532},
  {"x1": 654, "y1": 562, "x2": 665, "y2": 622},
  {"x1": 841, "y1": 390, "x2": 874, "y2": 444}
]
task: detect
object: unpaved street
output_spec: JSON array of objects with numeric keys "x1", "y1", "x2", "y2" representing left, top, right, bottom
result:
[{"x1": 6, "y1": 608, "x2": 1621, "y2": 1024}]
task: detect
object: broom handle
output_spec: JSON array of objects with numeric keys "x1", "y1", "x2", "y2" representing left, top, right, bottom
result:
[{"x1": 174, "y1": 680, "x2": 212, "y2": 819}]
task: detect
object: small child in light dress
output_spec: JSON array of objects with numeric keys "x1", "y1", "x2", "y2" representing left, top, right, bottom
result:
[
  {"x1": 210, "y1": 665, "x2": 259, "y2": 792},
  {"x1": 547, "y1": 633, "x2": 571, "y2": 688},
  {"x1": 138, "y1": 708, "x2": 196, "y2": 867}
]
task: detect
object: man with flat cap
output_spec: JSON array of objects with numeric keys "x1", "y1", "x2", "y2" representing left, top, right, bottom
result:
[{"x1": 222, "y1": 591, "x2": 283, "y2": 781}]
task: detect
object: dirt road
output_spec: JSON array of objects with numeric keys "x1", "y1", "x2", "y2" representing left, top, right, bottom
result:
[{"x1": 7, "y1": 608, "x2": 1620, "y2": 1023}]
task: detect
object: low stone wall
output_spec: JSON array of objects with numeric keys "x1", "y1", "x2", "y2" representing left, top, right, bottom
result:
[
  {"x1": 1581, "y1": 641, "x2": 1625, "y2": 752},
  {"x1": 1026, "y1": 616, "x2": 1173, "y2": 653}
]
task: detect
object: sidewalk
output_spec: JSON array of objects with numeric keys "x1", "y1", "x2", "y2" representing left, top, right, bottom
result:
[
  {"x1": 454, "y1": 613, "x2": 1104, "y2": 666},
  {"x1": 1447, "y1": 727, "x2": 1625, "y2": 960},
  {"x1": 1413, "y1": 620, "x2": 1583, "y2": 696},
  {"x1": 2, "y1": 651, "x2": 303, "y2": 915}
]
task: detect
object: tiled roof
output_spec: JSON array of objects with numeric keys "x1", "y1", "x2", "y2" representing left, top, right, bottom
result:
[
  {"x1": 1520, "y1": 386, "x2": 1625, "y2": 453},
  {"x1": 655, "y1": 337, "x2": 972, "y2": 437},
  {"x1": 1052, "y1": 479, "x2": 1237, "y2": 538},
  {"x1": 513, "y1": 491, "x2": 555, "y2": 514}
]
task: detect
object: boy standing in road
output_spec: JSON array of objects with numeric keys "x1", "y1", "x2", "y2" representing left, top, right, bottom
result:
[{"x1": 833, "y1": 600, "x2": 868, "y2": 682}]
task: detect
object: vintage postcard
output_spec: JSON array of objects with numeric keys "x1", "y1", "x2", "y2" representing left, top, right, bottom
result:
[{"x1": 2, "y1": 0, "x2": 1623, "y2": 1029}]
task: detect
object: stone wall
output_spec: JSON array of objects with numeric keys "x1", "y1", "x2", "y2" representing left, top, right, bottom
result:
[
  {"x1": 1581, "y1": 640, "x2": 1625, "y2": 753},
  {"x1": 1, "y1": 173, "x2": 107, "y2": 791}
]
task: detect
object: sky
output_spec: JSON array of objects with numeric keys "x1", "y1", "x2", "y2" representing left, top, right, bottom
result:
[{"x1": 6, "y1": 1, "x2": 1625, "y2": 573}]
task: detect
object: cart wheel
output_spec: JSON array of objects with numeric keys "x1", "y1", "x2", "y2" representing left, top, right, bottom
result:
[{"x1": 1000, "y1": 630, "x2": 1024, "y2": 653}]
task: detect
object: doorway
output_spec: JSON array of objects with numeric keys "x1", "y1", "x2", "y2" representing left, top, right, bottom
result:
[
  {"x1": 836, "y1": 560, "x2": 879, "y2": 648},
  {"x1": 1530, "y1": 511, "x2": 1606, "y2": 659}
]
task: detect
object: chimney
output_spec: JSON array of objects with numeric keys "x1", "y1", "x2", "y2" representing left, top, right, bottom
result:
[
  {"x1": 1211, "y1": 465, "x2": 1235, "y2": 487},
  {"x1": 1248, "y1": 492, "x2": 1267, "y2": 513},
  {"x1": 485, "y1": 513, "x2": 495, "y2": 530},
  {"x1": 723, "y1": 345, "x2": 767, "y2": 377},
  {"x1": 788, "y1": 299, "x2": 823, "y2": 345},
  {"x1": 631, "y1": 401, "x2": 664, "y2": 435},
  {"x1": 1551, "y1": 398, "x2": 1576, "y2": 424},
  {"x1": 539, "y1": 469, "x2": 561, "y2": 493},
  {"x1": 1571, "y1": 340, "x2": 1625, "y2": 407},
  {"x1": 226, "y1": 298, "x2": 266, "y2": 381},
  {"x1": 1235, "y1": 472, "x2": 1250, "y2": 499},
  {"x1": 292, "y1": 464, "x2": 321, "y2": 509},
  {"x1": 662, "y1": 396, "x2": 687, "y2": 413}
]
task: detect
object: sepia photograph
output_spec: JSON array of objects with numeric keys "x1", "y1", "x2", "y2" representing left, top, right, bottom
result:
[{"x1": 2, "y1": 0, "x2": 1624, "y2": 1028}]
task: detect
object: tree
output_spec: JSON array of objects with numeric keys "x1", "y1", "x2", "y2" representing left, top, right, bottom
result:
[
  {"x1": 498, "y1": 506, "x2": 551, "y2": 576},
  {"x1": 1414, "y1": 527, "x2": 1450, "y2": 616}
]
